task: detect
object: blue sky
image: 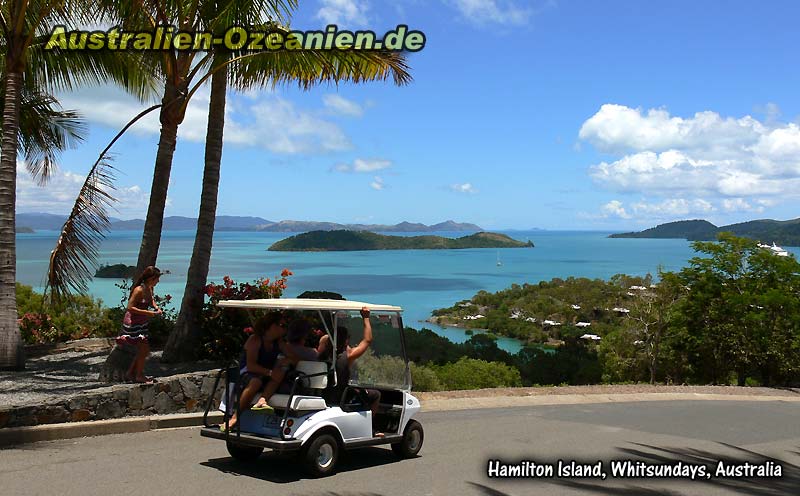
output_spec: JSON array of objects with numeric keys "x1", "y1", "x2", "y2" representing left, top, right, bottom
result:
[{"x1": 19, "y1": 0, "x2": 800, "y2": 230}]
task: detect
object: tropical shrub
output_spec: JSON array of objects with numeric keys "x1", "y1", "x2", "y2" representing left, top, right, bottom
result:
[
  {"x1": 198, "y1": 270, "x2": 292, "y2": 360},
  {"x1": 433, "y1": 357, "x2": 522, "y2": 390},
  {"x1": 16, "y1": 283, "x2": 119, "y2": 344}
]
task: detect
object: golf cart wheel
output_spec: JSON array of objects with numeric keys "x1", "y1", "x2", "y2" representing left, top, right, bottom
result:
[
  {"x1": 391, "y1": 419, "x2": 424, "y2": 458},
  {"x1": 226, "y1": 441, "x2": 263, "y2": 462},
  {"x1": 302, "y1": 433, "x2": 339, "y2": 477}
]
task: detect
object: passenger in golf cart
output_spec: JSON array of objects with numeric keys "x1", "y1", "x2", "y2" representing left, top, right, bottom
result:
[
  {"x1": 326, "y1": 307, "x2": 384, "y2": 436},
  {"x1": 225, "y1": 317, "x2": 329, "y2": 431},
  {"x1": 249, "y1": 318, "x2": 331, "y2": 411}
]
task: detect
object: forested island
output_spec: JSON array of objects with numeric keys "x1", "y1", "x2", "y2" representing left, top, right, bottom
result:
[
  {"x1": 611, "y1": 218, "x2": 800, "y2": 246},
  {"x1": 268, "y1": 230, "x2": 534, "y2": 251},
  {"x1": 94, "y1": 264, "x2": 136, "y2": 278},
  {"x1": 15, "y1": 226, "x2": 34, "y2": 233}
]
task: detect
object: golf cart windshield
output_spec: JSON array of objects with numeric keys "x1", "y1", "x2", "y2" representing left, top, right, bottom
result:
[{"x1": 334, "y1": 309, "x2": 410, "y2": 390}]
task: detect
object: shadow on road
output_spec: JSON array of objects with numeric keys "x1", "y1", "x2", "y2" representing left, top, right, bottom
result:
[{"x1": 200, "y1": 446, "x2": 410, "y2": 483}]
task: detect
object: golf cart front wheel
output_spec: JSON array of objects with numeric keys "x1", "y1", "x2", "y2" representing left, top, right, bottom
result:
[
  {"x1": 226, "y1": 441, "x2": 263, "y2": 462},
  {"x1": 391, "y1": 419, "x2": 424, "y2": 458},
  {"x1": 302, "y1": 433, "x2": 340, "y2": 477}
]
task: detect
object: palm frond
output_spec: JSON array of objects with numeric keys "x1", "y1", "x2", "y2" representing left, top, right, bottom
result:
[
  {"x1": 231, "y1": 48, "x2": 412, "y2": 91},
  {"x1": 18, "y1": 90, "x2": 85, "y2": 184},
  {"x1": 27, "y1": 36, "x2": 161, "y2": 101},
  {"x1": 46, "y1": 103, "x2": 163, "y2": 304},
  {"x1": 47, "y1": 156, "x2": 116, "y2": 304}
]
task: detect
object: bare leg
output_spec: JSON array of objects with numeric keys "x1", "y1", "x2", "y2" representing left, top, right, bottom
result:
[
  {"x1": 226, "y1": 377, "x2": 263, "y2": 429},
  {"x1": 253, "y1": 365, "x2": 287, "y2": 408},
  {"x1": 126, "y1": 342, "x2": 148, "y2": 381}
]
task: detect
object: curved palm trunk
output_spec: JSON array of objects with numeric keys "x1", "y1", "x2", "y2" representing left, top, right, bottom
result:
[
  {"x1": 135, "y1": 77, "x2": 186, "y2": 276},
  {"x1": 163, "y1": 57, "x2": 227, "y2": 362},
  {"x1": 0, "y1": 69, "x2": 24, "y2": 370}
]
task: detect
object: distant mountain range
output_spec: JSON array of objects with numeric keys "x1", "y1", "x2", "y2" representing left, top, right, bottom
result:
[
  {"x1": 15, "y1": 213, "x2": 483, "y2": 233},
  {"x1": 610, "y1": 218, "x2": 800, "y2": 246}
]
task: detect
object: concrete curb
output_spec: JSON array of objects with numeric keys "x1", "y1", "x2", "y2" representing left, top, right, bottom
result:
[{"x1": 2, "y1": 392, "x2": 799, "y2": 448}]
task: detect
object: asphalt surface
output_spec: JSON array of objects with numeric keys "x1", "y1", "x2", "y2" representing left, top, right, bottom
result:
[{"x1": 2, "y1": 400, "x2": 799, "y2": 496}]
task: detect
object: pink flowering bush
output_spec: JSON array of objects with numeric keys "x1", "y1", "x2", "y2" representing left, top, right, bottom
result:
[{"x1": 199, "y1": 270, "x2": 293, "y2": 360}]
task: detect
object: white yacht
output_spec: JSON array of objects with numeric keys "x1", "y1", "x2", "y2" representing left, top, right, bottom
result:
[{"x1": 758, "y1": 242, "x2": 789, "y2": 257}]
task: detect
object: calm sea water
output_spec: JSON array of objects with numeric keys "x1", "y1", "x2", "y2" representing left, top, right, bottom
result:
[{"x1": 19, "y1": 230, "x2": 798, "y2": 353}]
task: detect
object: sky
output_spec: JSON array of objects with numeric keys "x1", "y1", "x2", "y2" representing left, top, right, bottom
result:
[{"x1": 18, "y1": 0, "x2": 800, "y2": 230}]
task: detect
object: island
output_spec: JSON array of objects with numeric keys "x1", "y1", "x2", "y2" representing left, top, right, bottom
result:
[
  {"x1": 15, "y1": 226, "x2": 34, "y2": 233},
  {"x1": 268, "y1": 230, "x2": 534, "y2": 251},
  {"x1": 94, "y1": 263, "x2": 136, "y2": 278},
  {"x1": 610, "y1": 218, "x2": 800, "y2": 246}
]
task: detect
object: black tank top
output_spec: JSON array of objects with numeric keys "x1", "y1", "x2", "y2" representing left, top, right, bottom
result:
[
  {"x1": 327, "y1": 351, "x2": 350, "y2": 404},
  {"x1": 239, "y1": 335, "x2": 280, "y2": 373}
]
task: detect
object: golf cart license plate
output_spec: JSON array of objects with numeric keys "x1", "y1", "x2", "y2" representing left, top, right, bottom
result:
[{"x1": 262, "y1": 414, "x2": 281, "y2": 427}]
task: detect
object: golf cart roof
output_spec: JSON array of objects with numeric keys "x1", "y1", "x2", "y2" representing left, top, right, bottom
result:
[{"x1": 216, "y1": 298, "x2": 403, "y2": 313}]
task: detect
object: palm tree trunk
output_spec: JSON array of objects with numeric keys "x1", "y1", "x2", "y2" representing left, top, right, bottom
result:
[
  {"x1": 163, "y1": 57, "x2": 227, "y2": 362},
  {"x1": 0, "y1": 69, "x2": 24, "y2": 370},
  {"x1": 135, "y1": 79, "x2": 184, "y2": 276}
]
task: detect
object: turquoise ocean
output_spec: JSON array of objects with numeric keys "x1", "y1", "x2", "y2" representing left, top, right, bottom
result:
[{"x1": 18, "y1": 230, "x2": 799, "y2": 353}]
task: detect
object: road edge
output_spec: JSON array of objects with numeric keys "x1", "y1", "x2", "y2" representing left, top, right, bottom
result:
[{"x1": 2, "y1": 392, "x2": 799, "y2": 448}]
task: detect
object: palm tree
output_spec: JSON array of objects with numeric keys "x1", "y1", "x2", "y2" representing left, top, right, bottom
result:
[
  {"x1": 0, "y1": 1, "x2": 156, "y2": 370},
  {"x1": 163, "y1": 12, "x2": 412, "y2": 361}
]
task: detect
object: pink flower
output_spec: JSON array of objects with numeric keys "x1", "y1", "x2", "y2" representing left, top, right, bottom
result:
[{"x1": 243, "y1": 327, "x2": 254, "y2": 334}]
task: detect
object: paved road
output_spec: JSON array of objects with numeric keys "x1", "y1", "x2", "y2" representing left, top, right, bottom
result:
[{"x1": 2, "y1": 400, "x2": 799, "y2": 496}]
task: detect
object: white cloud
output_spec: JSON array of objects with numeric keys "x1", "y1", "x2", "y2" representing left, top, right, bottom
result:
[
  {"x1": 61, "y1": 86, "x2": 352, "y2": 155},
  {"x1": 448, "y1": 0, "x2": 533, "y2": 25},
  {"x1": 225, "y1": 98, "x2": 351, "y2": 153},
  {"x1": 323, "y1": 94, "x2": 364, "y2": 117},
  {"x1": 370, "y1": 176, "x2": 384, "y2": 190},
  {"x1": 450, "y1": 183, "x2": 477, "y2": 194},
  {"x1": 335, "y1": 158, "x2": 392, "y2": 173},
  {"x1": 581, "y1": 104, "x2": 800, "y2": 203},
  {"x1": 316, "y1": 0, "x2": 369, "y2": 27},
  {"x1": 16, "y1": 162, "x2": 148, "y2": 218},
  {"x1": 601, "y1": 200, "x2": 630, "y2": 219}
]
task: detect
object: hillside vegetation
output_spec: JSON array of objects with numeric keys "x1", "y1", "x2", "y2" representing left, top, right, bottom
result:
[
  {"x1": 268, "y1": 230, "x2": 534, "y2": 251},
  {"x1": 611, "y1": 218, "x2": 800, "y2": 246}
]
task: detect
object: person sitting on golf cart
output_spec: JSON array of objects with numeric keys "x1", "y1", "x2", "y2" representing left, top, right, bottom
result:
[
  {"x1": 250, "y1": 318, "x2": 331, "y2": 413},
  {"x1": 222, "y1": 312, "x2": 287, "y2": 431},
  {"x1": 329, "y1": 307, "x2": 383, "y2": 436}
]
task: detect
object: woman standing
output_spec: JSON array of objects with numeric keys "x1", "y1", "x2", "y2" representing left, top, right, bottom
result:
[{"x1": 118, "y1": 266, "x2": 163, "y2": 383}]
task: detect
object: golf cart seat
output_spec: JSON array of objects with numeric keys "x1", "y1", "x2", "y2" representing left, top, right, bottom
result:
[{"x1": 268, "y1": 360, "x2": 329, "y2": 411}]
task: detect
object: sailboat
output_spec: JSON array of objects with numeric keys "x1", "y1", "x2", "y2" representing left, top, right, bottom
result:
[{"x1": 496, "y1": 251, "x2": 503, "y2": 266}]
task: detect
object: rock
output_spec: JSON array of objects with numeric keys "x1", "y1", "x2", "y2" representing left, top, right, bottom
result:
[
  {"x1": 128, "y1": 387, "x2": 143, "y2": 410},
  {"x1": 68, "y1": 396, "x2": 90, "y2": 411},
  {"x1": 96, "y1": 400, "x2": 125, "y2": 419},
  {"x1": 153, "y1": 392, "x2": 175, "y2": 414},
  {"x1": 98, "y1": 344, "x2": 137, "y2": 382},
  {"x1": 185, "y1": 399, "x2": 199, "y2": 411},
  {"x1": 141, "y1": 385, "x2": 157, "y2": 409},
  {"x1": 36, "y1": 406, "x2": 69, "y2": 425},
  {"x1": 70, "y1": 409, "x2": 92, "y2": 422},
  {"x1": 179, "y1": 377, "x2": 200, "y2": 398},
  {"x1": 200, "y1": 376, "x2": 218, "y2": 397},
  {"x1": 112, "y1": 386, "x2": 130, "y2": 401}
]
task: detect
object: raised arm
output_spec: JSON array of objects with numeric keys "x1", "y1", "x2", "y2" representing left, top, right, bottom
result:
[{"x1": 347, "y1": 307, "x2": 373, "y2": 364}]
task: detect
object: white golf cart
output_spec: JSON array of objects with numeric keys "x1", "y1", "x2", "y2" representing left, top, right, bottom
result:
[{"x1": 200, "y1": 298, "x2": 423, "y2": 477}]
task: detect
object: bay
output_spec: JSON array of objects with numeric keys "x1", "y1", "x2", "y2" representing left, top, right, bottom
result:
[{"x1": 18, "y1": 230, "x2": 797, "y2": 353}]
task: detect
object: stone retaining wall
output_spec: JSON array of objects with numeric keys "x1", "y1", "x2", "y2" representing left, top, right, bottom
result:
[{"x1": 0, "y1": 370, "x2": 227, "y2": 429}]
